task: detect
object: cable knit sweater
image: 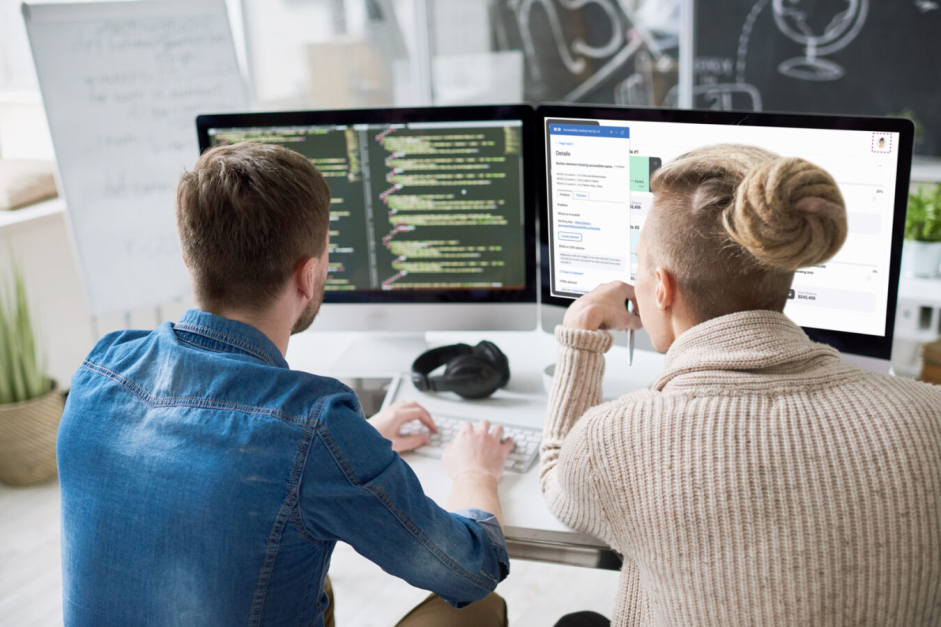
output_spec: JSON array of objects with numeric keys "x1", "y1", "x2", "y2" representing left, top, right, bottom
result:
[{"x1": 541, "y1": 311, "x2": 941, "y2": 626}]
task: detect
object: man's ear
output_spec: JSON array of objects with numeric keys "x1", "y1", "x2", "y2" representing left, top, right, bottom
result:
[
  {"x1": 295, "y1": 257, "x2": 318, "y2": 301},
  {"x1": 654, "y1": 266, "x2": 676, "y2": 311}
]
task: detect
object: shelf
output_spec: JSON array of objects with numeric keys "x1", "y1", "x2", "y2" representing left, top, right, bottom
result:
[
  {"x1": 0, "y1": 197, "x2": 65, "y2": 229},
  {"x1": 898, "y1": 275, "x2": 941, "y2": 307},
  {"x1": 894, "y1": 330, "x2": 939, "y2": 343},
  {"x1": 911, "y1": 157, "x2": 941, "y2": 184}
]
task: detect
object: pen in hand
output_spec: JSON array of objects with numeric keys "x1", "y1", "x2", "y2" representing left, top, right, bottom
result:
[{"x1": 626, "y1": 299, "x2": 635, "y2": 366}]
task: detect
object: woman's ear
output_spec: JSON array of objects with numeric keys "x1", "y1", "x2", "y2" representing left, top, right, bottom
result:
[{"x1": 654, "y1": 266, "x2": 676, "y2": 311}]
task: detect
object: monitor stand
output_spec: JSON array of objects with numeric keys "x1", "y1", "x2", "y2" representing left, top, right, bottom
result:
[{"x1": 329, "y1": 333, "x2": 431, "y2": 377}]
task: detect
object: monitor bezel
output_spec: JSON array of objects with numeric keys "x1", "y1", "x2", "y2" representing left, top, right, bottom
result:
[
  {"x1": 196, "y1": 104, "x2": 537, "y2": 305},
  {"x1": 536, "y1": 104, "x2": 915, "y2": 361}
]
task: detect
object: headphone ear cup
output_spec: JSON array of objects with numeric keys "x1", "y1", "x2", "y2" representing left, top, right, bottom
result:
[
  {"x1": 443, "y1": 355, "x2": 502, "y2": 399},
  {"x1": 472, "y1": 341, "x2": 510, "y2": 388},
  {"x1": 412, "y1": 343, "x2": 472, "y2": 393}
]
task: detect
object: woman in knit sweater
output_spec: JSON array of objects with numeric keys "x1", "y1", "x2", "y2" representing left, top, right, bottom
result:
[{"x1": 543, "y1": 145, "x2": 941, "y2": 627}]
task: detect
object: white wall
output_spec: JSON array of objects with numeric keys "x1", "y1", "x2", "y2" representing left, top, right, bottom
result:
[
  {"x1": 0, "y1": 99, "x2": 52, "y2": 159},
  {"x1": 1, "y1": 211, "x2": 93, "y2": 388},
  {"x1": 0, "y1": 209, "x2": 191, "y2": 390}
]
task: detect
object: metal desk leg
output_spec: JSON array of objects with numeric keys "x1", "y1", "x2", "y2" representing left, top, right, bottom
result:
[{"x1": 503, "y1": 527, "x2": 623, "y2": 570}]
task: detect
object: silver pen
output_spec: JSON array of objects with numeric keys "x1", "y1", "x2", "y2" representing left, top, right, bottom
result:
[{"x1": 627, "y1": 300, "x2": 635, "y2": 366}]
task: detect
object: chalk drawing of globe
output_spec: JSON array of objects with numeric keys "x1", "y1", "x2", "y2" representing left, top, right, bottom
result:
[{"x1": 772, "y1": 0, "x2": 869, "y2": 81}]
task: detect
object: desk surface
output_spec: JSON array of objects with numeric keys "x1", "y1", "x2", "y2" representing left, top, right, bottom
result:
[{"x1": 286, "y1": 329, "x2": 666, "y2": 551}]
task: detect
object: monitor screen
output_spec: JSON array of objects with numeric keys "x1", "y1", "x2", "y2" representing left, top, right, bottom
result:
[
  {"x1": 196, "y1": 106, "x2": 536, "y2": 305},
  {"x1": 539, "y1": 106, "x2": 914, "y2": 359}
]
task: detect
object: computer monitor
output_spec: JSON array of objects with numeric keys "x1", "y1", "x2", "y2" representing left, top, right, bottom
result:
[
  {"x1": 538, "y1": 105, "x2": 914, "y2": 366},
  {"x1": 196, "y1": 105, "x2": 537, "y2": 332}
]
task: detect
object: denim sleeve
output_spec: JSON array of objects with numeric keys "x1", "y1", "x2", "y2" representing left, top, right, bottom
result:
[
  {"x1": 451, "y1": 508, "x2": 509, "y2": 569},
  {"x1": 298, "y1": 393, "x2": 510, "y2": 608}
]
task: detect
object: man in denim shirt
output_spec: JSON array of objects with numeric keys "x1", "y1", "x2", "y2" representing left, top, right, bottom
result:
[{"x1": 58, "y1": 142, "x2": 513, "y2": 626}]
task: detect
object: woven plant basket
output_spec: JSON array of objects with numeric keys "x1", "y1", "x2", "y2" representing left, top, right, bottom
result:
[{"x1": 0, "y1": 380, "x2": 64, "y2": 486}]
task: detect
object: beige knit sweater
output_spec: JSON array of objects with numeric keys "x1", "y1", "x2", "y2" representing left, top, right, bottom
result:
[{"x1": 542, "y1": 311, "x2": 941, "y2": 626}]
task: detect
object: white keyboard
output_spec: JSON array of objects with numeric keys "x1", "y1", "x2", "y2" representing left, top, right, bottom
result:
[{"x1": 398, "y1": 414, "x2": 542, "y2": 473}]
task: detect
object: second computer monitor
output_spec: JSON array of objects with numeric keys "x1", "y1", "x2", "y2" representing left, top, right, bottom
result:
[
  {"x1": 538, "y1": 105, "x2": 914, "y2": 362},
  {"x1": 196, "y1": 105, "x2": 537, "y2": 331}
]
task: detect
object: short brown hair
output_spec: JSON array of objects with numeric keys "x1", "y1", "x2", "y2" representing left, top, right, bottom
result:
[
  {"x1": 645, "y1": 144, "x2": 847, "y2": 321},
  {"x1": 176, "y1": 142, "x2": 330, "y2": 312}
]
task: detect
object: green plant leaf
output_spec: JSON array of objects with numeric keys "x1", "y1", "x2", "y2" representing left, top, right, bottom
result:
[
  {"x1": 0, "y1": 254, "x2": 49, "y2": 404},
  {"x1": 15, "y1": 270, "x2": 46, "y2": 398},
  {"x1": 906, "y1": 184, "x2": 941, "y2": 243},
  {"x1": 0, "y1": 294, "x2": 14, "y2": 405}
]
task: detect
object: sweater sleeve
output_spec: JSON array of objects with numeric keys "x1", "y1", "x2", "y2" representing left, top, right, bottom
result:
[{"x1": 539, "y1": 325, "x2": 615, "y2": 543}]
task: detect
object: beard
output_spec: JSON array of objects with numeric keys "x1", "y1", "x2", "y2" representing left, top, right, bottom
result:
[
  {"x1": 291, "y1": 274, "x2": 326, "y2": 335},
  {"x1": 290, "y1": 297, "x2": 320, "y2": 335}
]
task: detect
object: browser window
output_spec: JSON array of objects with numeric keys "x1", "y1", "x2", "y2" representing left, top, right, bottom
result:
[
  {"x1": 546, "y1": 122, "x2": 632, "y2": 297},
  {"x1": 545, "y1": 118, "x2": 899, "y2": 337}
]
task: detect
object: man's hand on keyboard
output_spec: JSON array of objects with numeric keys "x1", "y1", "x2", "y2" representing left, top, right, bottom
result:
[
  {"x1": 442, "y1": 420, "x2": 515, "y2": 481},
  {"x1": 369, "y1": 400, "x2": 438, "y2": 452}
]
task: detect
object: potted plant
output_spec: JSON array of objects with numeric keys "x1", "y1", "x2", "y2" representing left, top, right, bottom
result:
[
  {"x1": 0, "y1": 262, "x2": 64, "y2": 486},
  {"x1": 902, "y1": 184, "x2": 941, "y2": 278}
]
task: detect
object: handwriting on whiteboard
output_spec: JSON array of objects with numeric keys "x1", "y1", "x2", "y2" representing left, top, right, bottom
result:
[
  {"x1": 26, "y1": 0, "x2": 248, "y2": 315},
  {"x1": 70, "y1": 17, "x2": 242, "y2": 161}
]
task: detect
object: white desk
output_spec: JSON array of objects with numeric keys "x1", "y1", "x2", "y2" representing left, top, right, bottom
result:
[{"x1": 287, "y1": 329, "x2": 666, "y2": 569}]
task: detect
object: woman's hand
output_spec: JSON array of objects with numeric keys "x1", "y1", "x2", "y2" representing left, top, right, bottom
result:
[
  {"x1": 369, "y1": 400, "x2": 437, "y2": 452},
  {"x1": 562, "y1": 281, "x2": 643, "y2": 332}
]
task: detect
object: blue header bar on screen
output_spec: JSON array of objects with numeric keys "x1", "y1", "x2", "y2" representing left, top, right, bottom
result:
[{"x1": 548, "y1": 124, "x2": 629, "y2": 138}]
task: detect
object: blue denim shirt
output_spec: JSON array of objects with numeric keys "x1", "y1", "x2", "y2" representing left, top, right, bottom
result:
[{"x1": 58, "y1": 309, "x2": 509, "y2": 626}]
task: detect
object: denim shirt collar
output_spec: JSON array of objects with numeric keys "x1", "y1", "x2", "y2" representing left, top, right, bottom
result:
[{"x1": 173, "y1": 309, "x2": 289, "y2": 369}]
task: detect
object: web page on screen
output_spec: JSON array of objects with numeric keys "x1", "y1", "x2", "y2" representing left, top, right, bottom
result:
[{"x1": 546, "y1": 118, "x2": 899, "y2": 337}]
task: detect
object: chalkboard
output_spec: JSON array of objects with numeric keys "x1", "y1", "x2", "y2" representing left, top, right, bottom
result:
[
  {"x1": 490, "y1": 0, "x2": 680, "y2": 107},
  {"x1": 694, "y1": 0, "x2": 941, "y2": 155},
  {"x1": 23, "y1": 0, "x2": 248, "y2": 316}
]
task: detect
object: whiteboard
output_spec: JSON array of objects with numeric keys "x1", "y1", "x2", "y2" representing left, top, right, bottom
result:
[{"x1": 23, "y1": 0, "x2": 248, "y2": 316}]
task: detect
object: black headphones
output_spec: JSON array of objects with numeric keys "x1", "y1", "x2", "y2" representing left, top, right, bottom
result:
[{"x1": 411, "y1": 341, "x2": 510, "y2": 399}]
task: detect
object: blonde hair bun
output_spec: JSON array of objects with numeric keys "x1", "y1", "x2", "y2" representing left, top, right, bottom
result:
[{"x1": 723, "y1": 157, "x2": 847, "y2": 271}]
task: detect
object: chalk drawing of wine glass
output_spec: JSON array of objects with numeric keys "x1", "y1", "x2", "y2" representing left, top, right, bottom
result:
[{"x1": 772, "y1": 0, "x2": 868, "y2": 81}]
